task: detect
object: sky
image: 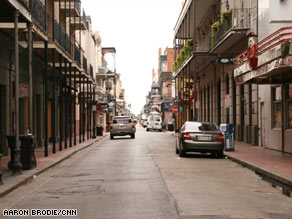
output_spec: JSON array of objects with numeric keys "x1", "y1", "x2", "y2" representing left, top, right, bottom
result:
[{"x1": 82, "y1": 0, "x2": 183, "y2": 115}]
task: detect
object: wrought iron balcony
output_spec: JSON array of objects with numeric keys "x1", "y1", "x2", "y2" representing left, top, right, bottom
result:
[
  {"x1": 65, "y1": 34, "x2": 71, "y2": 55},
  {"x1": 30, "y1": 0, "x2": 47, "y2": 31},
  {"x1": 54, "y1": 20, "x2": 71, "y2": 55},
  {"x1": 211, "y1": 8, "x2": 251, "y2": 54},
  {"x1": 19, "y1": 0, "x2": 30, "y2": 9},
  {"x1": 74, "y1": 45, "x2": 81, "y2": 65},
  {"x1": 90, "y1": 64, "x2": 93, "y2": 78},
  {"x1": 83, "y1": 56, "x2": 87, "y2": 72},
  {"x1": 60, "y1": 1, "x2": 81, "y2": 16}
]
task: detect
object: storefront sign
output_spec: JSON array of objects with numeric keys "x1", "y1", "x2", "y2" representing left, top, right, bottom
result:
[
  {"x1": 217, "y1": 56, "x2": 234, "y2": 64},
  {"x1": 235, "y1": 56, "x2": 292, "y2": 84}
]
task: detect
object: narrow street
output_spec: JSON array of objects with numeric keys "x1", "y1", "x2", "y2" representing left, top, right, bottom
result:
[{"x1": 1, "y1": 126, "x2": 292, "y2": 219}]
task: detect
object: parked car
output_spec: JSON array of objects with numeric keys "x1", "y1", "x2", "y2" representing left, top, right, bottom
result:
[
  {"x1": 176, "y1": 121, "x2": 224, "y2": 158},
  {"x1": 146, "y1": 113, "x2": 162, "y2": 132},
  {"x1": 110, "y1": 116, "x2": 136, "y2": 140}
]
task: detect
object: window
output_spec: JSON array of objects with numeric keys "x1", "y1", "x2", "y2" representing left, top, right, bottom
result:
[
  {"x1": 272, "y1": 86, "x2": 282, "y2": 128},
  {"x1": 287, "y1": 84, "x2": 292, "y2": 129},
  {"x1": 186, "y1": 122, "x2": 219, "y2": 131}
]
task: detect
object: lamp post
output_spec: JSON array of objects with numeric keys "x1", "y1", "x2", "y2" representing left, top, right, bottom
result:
[
  {"x1": 13, "y1": 10, "x2": 22, "y2": 173},
  {"x1": 23, "y1": 23, "x2": 34, "y2": 135}
]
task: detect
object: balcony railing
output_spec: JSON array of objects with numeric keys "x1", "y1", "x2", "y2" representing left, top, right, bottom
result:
[
  {"x1": 20, "y1": 0, "x2": 30, "y2": 9},
  {"x1": 212, "y1": 8, "x2": 251, "y2": 47},
  {"x1": 30, "y1": 0, "x2": 47, "y2": 31},
  {"x1": 195, "y1": 36, "x2": 210, "y2": 52},
  {"x1": 65, "y1": 34, "x2": 71, "y2": 55},
  {"x1": 74, "y1": 45, "x2": 81, "y2": 65},
  {"x1": 83, "y1": 56, "x2": 87, "y2": 72},
  {"x1": 75, "y1": 2, "x2": 81, "y2": 14},
  {"x1": 90, "y1": 65, "x2": 93, "y2": 78},
  {"x1": 54, "y1": 20, "x2": 71, "y2": 55}
]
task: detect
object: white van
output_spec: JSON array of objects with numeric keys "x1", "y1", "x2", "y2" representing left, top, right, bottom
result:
[{"x1": 146, "y1": 113, "x2": 162, "y2": 132}]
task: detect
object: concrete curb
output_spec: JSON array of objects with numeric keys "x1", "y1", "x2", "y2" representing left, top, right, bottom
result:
[
  {"x1": 225, "y1": 154, "x2": 292, "y2": 197},
  {"x1": 0, "y1": 134, "x2": 108, "y2": 198}
]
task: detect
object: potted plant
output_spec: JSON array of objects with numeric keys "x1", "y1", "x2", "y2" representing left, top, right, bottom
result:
[{"x1": 221, "y1": 10, "x2": 231, "y2": 31}]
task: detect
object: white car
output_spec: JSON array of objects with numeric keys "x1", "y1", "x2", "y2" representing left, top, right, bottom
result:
[{"x1": 146, "y1": 114, "x2": 162, "y2": 132}]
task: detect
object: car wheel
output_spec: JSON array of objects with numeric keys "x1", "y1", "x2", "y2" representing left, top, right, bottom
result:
[
  {"x1": 179, "y1": 141, "x2": 186, "y2": 157},
  {"x1": 131, "y1": 134, "x2": 135, "y2": 139},
  {"x1": 146, "y1": 128, "x2": 149, "y2": 132},
  {"x1": 216, "y1": 151, "x2": 224, "y2": 158},
  {"x1": 159, "y1": 129, "x2": 162, "y2": 132},
  {"x1": 179, "y1": 148, "x2": 186, "y2": 157},
  {"x1": 110, "y1": 134, "x2": 114, "y2": 140}
]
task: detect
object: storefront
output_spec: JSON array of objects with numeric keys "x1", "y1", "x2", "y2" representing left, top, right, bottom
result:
[{"x1": 234, "y1": 28, "x2": 292, "y2": 153}]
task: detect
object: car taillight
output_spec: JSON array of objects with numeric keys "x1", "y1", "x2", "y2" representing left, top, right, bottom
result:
[
  {"x1": 110, "y1": 124, "x2": 113, "y2": 130},
  {"x1": 216, "y1": 133, "x2": 224, "y2": 142},
  {"x1": 183, "y1": 132, "x2": 192, "y2": 140},
  {"x1": 132, "y1": 122, "x2": 135, "y2": 128}
]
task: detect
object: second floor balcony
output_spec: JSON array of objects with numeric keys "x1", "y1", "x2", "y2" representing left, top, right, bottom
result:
[
  {"x1": 60, "y1": 1, "x2": 81, "y2": 17},
  {"x1": 31, "y1": 0, "x2": 47, "y2": 32},
  {"x1": 83, "y1": 55, "x2": 87, "y2": 72},
  {"x1": 74, "y1": 44, "x2": 81, "y2": 65},
  {"x1": 54, "y1": 20, "x2": 71, "y2": 55},
  {"x1": 211, "y1": 8, "x2": 251, "y2": 54}
]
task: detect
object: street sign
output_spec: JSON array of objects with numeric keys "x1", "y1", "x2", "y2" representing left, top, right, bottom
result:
[{"x1": 173, "y1": 106, "x2": 178, "y2": 114}]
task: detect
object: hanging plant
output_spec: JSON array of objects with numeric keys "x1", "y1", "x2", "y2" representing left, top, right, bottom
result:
[
  {"x1": 211, "y1": 21, "x2": 220, "y2": 48},
  {"x1": 221, "y1": 10, "x2": 231, "y2": 31},
  {"x1": 173, "y1": 39, "x2": 193, "y2": 72}
]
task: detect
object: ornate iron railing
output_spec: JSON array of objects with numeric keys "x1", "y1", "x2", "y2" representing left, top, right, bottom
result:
[
  {"x1": 65, "y1": 34, "x2": 71, "y2": 55},
  {"x1": 54, "y1": 20, "x2": 71, "y2": 55},
  {"x1": 213, "y1": 8, "x2": 251, "y2": 47},
  {"x1": 90, "y1": 65, "x2": 93, "y2": 78},
  {"x1": 20, "y1": 0, "x2": 30, "y2": 9},
  {"x1": 75, "y1": 2, "x2": 81, "y2": 14},
  {"x1": 74, "y1": 45, "x2": 81, "y2": 65},
  {"x1": 83, "y1": 56, "x2": 87, "y2": 72},
  {"x1": 30, "y1": 0, "x2": 47, "y2": 31}
]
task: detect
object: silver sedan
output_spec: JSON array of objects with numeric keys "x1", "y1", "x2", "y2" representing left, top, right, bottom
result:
[{"x1": 176, "y1": 121, "x2": 224, "y2": 158}]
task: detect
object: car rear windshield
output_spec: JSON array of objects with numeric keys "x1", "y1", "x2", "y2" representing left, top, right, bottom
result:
[
  {"x1": 186, "y1": 123, "x2": 219, "y2": 131},
  {"x1": 113, "y1": 118, "x2": 131, "y2": 124}
]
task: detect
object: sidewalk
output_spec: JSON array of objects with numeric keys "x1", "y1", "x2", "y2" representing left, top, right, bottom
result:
[
  {"x1": 0, "y1": 134, "x2": 108, "y2": 198},
  {"x1": 167, "y1": 131, "x2": 292, "y2": 197}
]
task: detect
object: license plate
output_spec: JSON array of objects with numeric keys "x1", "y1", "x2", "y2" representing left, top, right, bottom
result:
[
  {"x1": 197, "y1": 136, "x2": 211, "y2": 141},
  {"x1": 118, "y1": 125, "x2": 126, "y2": 129},
  {"x1": 155, "y1": 123, "x2": 160, "y2": 125}
]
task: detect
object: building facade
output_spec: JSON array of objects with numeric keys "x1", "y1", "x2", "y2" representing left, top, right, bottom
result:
[{"x1": 172, "y1": 0, "x2": 292, "y2": 154}]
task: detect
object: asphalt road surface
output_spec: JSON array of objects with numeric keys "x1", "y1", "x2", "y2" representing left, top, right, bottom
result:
[{"x1": 1, "y1": 125, "x2": 292, "y2": 219}]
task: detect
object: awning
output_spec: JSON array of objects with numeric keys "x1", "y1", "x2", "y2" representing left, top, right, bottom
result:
[{"x1": 234, "y1": 27, "x2": 292, "y2": 85}]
